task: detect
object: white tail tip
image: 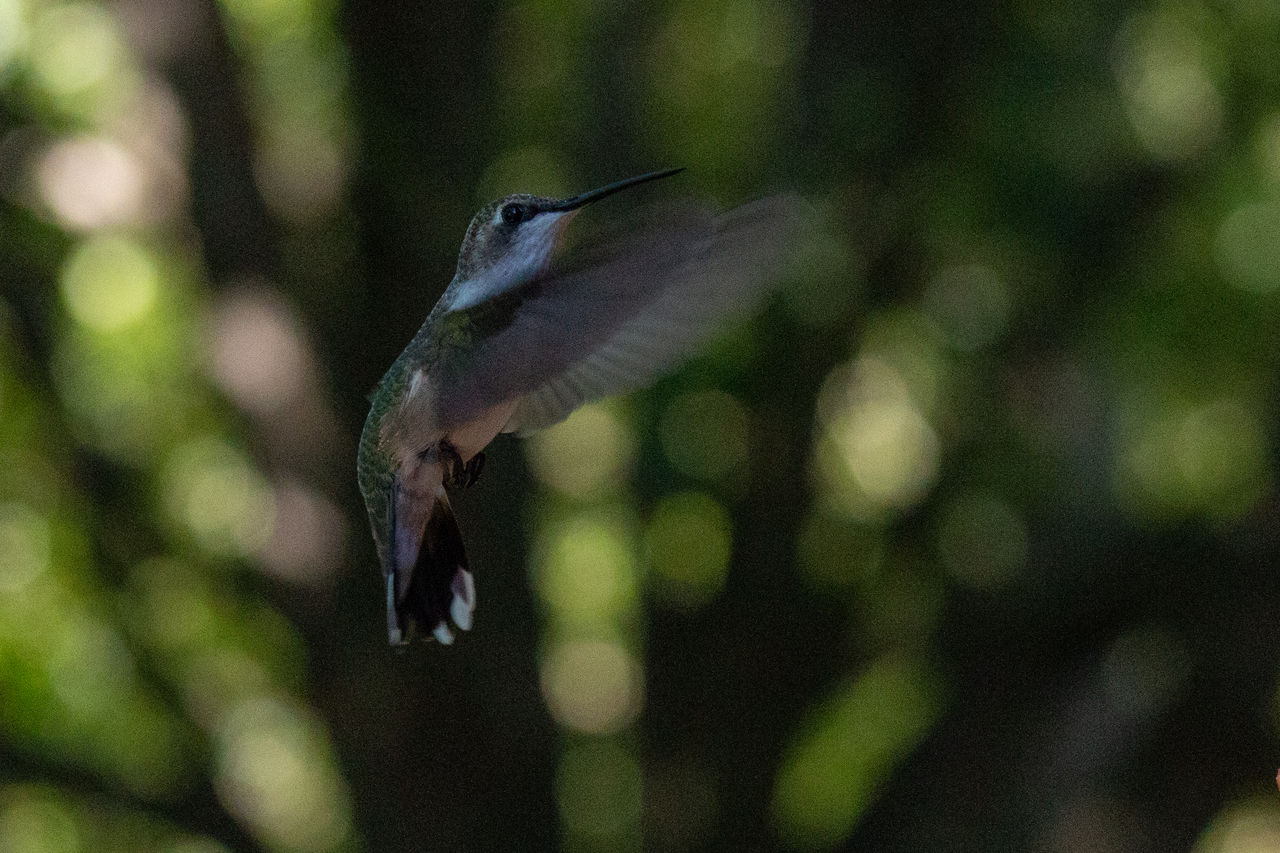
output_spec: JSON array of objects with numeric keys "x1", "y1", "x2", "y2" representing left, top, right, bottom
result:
[{"x1": 450, "y1": 568, "x2": 476, "y2": 631}]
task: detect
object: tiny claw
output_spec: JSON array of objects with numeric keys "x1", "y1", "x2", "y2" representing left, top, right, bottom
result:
[
  {"x1": 465, "y1": 452, "x2": 485, "y2": 487},
  {"x1": 439, "y1": 441, "x2": 465, "y2": 488}
]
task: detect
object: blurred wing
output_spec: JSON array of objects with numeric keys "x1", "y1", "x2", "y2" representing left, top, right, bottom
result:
[
  {"x1": 503, "y1": 197, "x2": 802, "y2": 435},
  {"x1": 432, "y1": 194, "x2": 810, "y2": 435}
]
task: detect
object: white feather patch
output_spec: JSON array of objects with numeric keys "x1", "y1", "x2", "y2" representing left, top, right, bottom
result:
[
  {"x1": 447, "y1": 213, "x2": 572, "y2": 312},
  {"x1": 451, "y1": 568, "x2": 476, "y2": 631}
]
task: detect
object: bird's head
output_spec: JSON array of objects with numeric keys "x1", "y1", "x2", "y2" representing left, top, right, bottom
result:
[{"x1": 448, "y1": 168, "x2": 684, "y2": 310}]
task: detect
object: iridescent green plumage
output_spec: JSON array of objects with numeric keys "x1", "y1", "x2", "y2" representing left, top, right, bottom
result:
[
  {"x1": 356, "y1": 308, "x2": 451, "y2": 572},
  {"x1": 355, "y1": 374, "x2": 398, "y2": 572}
]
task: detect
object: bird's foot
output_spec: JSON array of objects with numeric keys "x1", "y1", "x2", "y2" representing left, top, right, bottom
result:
[
  {"x1": 439, "y1": 442, "x2": 484, "y2": 489},
  {"x1": 463, "y1": 452, "x2": 484, "y2": 487},
  {"x1": 440, "y1": 441, "x2": 465, "y2": 488}
]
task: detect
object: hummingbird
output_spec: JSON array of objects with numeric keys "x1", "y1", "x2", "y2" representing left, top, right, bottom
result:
[{"x1": 357, "y1": 168, "x2": 808, "y2": 646}]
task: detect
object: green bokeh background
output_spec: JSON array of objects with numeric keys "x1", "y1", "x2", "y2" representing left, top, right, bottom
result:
[{"x1": 2, "y1": 0, "x2": 1280, "y2": 850}]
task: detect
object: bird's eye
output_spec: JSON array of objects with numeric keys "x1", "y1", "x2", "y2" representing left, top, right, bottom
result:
[{"x1": 500, "y1": 204, "x2": 525, "y2": 226}]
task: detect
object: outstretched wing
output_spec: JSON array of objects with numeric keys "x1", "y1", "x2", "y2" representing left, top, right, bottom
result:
[{"x1": 431, "y1": 194, "x2": 810, "y2": 435}]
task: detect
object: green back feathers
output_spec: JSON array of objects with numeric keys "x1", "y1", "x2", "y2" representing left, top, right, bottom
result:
[{"x1": 357, "y1": 362, "x2": 406, "y2": 569}]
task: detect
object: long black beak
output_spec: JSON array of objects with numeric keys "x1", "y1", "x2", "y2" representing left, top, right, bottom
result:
[{"x1": 545, "y1": 167, "x2": 684, "y2": 213}]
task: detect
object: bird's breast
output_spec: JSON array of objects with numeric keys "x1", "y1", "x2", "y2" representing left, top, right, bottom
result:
[
  {"x1": 381, "y1": 367, "x2": 441, "y2": 466},
  {"x1": 383, "y1": 366, "x2": 515, "y2": 473},
  {"x1": 444, "y1": 400, "x2": 518, "y2": 462}
]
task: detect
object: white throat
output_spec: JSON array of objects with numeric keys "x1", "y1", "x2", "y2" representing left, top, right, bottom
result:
[{"x1": 445, "y1": 211, "x2": 570, "y2": 312}]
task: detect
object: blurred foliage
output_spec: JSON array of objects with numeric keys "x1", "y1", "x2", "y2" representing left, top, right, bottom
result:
[{"x1": 2, "y1": 0, "x2": 1280, "y2": 850}]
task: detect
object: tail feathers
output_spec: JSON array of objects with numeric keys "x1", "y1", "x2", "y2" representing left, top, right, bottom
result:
[{"x1": 389, "y1": 489, "x2": 475, "y2": 646}]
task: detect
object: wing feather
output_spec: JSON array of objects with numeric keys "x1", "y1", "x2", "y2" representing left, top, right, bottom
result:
[{"x1": 432, "y1": 194, "x2": 810, "y2": 435}]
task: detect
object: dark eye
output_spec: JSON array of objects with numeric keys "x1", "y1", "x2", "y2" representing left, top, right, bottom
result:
[{"x1": 501, "y1": 204, "x2": 525, "y2": 226}]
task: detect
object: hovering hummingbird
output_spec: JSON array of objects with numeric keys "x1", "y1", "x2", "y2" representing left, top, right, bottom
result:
[{"x1": 357, "y1": 168, "x2": 808, "y2": 646}]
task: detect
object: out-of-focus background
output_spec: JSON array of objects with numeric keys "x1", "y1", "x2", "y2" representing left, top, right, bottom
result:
[{"x1": 1, "y1": 0, "x2": 1279, "y2": 850}]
